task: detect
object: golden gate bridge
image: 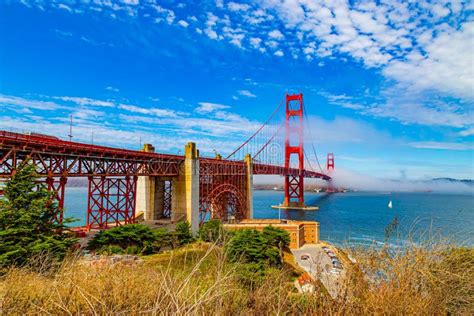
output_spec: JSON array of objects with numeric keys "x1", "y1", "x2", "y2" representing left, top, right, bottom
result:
[{"x1": 0, "y1": 93, "x2": 335, "y2": 232}]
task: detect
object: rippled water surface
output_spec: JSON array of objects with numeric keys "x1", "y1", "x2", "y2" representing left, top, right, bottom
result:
[{"x1": 65, "y1": 188, "x2": 474, "y2": 247}]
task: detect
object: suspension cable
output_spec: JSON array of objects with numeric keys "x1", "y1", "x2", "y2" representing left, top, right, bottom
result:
[
  {"x1": 303, "y1": 102, "x2": 324, "y2": 173},
  {"x1": 226, "y1": 97, "x2": 285, "y2": 159}
]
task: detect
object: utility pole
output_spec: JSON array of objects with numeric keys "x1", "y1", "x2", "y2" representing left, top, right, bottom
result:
[{"x1": 68, "y1": 115, "x2": 73, "y2": 141}]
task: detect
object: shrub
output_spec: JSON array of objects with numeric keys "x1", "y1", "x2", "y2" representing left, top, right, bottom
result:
[
  {"x1": 175, "y1": 221, "x2": 194, "y2": 246},
  {"x1": 262, "y1": 226, "x2": 290, "y2": 250},
  {"x1": 0, "y1": 162, "x2": 77, "y2": 270},
  {"x1": 225, "y1": 229, "x2": 281, "y2": 269},
  {"x1": 198, "y1": 219, "x2": 225, "y2": 243},
  {"x1": 88, "y1": 224, "x2": 159, "y2": 255}
]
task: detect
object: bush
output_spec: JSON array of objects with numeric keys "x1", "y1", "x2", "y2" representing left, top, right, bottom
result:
[
  {"x1": 198, "y1": 219, "x2": 226, "y2": 243},
  {"x1": 225, "y1": 229, "x2": 281, "y2": 269},
  {"x1": 0, "y1": 162, "x2": 77, "y2": 270},
  {"x1": 174, "y1": 221, "x2": 194, "y2": 246},
  {"x1": 88, "y1": 224, "x2": 160, "y2": 255},
  {"x1": 262, "y1": 226, "x2": 290, "y2": 250}
]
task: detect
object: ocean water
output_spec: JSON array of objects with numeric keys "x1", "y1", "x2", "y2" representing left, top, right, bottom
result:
[{"x1": 64, "y1": 187, "x2": 474, "y2": 247}]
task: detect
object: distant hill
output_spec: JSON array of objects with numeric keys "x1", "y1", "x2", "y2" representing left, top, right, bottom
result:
[{"x1": 432, "y1": 178, "x2": 474, "y2": 186}]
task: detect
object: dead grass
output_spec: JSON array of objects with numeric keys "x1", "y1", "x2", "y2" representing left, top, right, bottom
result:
[{"x1": 1, "y1": 241, "x2": 473, "y2": 315}]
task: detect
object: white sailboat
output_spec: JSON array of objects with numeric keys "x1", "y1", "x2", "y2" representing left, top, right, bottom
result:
[{"x1": 388, "y1": 200, "x2": 393, "y2": 209}]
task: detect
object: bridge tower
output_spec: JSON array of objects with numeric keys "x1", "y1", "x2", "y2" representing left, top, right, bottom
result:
[
  {"x1": 326, "y1": 153, "x2": 336, "y2": 193},
  {"x1": 283, "y1": 93, "x2": 305, "y2": 208},
  {"x1": 326, "y1": 153, "x2": 334, "y2": 171}
]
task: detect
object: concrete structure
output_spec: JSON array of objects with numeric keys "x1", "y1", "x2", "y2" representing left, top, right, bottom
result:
[
  {"x1": 244, "y1": 153, "x2": 254, "y2": 218},
  {"x1": 136, "y1": 144, "x2": 170, "y2": 221},
  {"x1": 171, "y1": 142, "x2": 200, "y2": 234},
  {"x1": 224, "y1": 219, "x2": 320, "y2": 249}
]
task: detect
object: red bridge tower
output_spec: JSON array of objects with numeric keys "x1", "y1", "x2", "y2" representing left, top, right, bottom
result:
[{"x1": 283, "y1": 93, "x2": 305, "y2": 208}]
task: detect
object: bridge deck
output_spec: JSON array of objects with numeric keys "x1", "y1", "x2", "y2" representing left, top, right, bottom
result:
[{"x1": 0, "y1": 130, "x2": 330, "y2": 180}]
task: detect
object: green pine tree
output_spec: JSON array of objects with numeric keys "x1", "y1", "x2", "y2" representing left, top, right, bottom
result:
[{"x1": 0, "y1": 162, "x2": 77, "y2": 269}]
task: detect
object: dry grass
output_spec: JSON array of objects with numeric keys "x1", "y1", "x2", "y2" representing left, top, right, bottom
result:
[{"x1": 1, "y1": 241, "x2": 473, "y2": 315}]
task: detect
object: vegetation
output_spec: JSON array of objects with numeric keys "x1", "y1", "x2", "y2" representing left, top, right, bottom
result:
[
  {"x1": 1, "y1": 241, "x2": 472, "y2": 314},
  {"x1": 88, "y1": 222, "x2": 194, "y2": 255},
  {"x1": 226, "y1": 228, "x2": 288, "y2": 267},
  {"x1": 1, "y1": 165, "x2": 472, "y2": 313},
  {"x1": 0, "y1": 162, "x2": 76, "y2": 270},
  {"x1": 174, "y1": 221, "x2": 194, "y2": 246},
  {"x1": 198, "y1": 219, "x2": 226, "y2": 243},
  {"x1": 88, "y1": 224, "x2": 163, "y2": 255}
]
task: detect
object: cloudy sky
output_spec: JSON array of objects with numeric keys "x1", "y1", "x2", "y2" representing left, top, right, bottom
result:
[{"x1": 0, "y1": 0, "x2": 473, "y2": 180}]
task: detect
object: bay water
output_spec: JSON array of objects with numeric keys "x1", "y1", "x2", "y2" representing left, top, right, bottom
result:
[{"x1": 64, "y1": 187, "x2": 474, "y2": 247}]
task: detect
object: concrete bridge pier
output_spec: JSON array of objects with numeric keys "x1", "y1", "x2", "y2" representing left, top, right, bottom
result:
[
  {"x1": 136, "y1": 144, "x2": 170, "y2": 221},
  {"x1": 172, "y1": 142, "x2": 200, "y2": 234},
  {"x1": 245, "y1": 153, "x2": 254, "y2": 219},
  {"x1": 136, "y1": 176, "x2": 169, "y2": 220}
]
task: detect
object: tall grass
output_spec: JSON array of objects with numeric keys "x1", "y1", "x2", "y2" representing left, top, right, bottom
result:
[{"x1": 1, "y1": 241, "x2": 472, "y2": 314}]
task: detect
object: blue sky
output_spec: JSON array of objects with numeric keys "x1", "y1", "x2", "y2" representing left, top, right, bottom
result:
[{"x1": 0, "y1": 0, "x2": 473, "y2": 181}]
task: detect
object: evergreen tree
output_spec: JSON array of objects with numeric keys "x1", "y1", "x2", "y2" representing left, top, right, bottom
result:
[
  {"x1": 0, "y1": 162, "x2": 76, "y2": 269},
  {"x1": 262, "y1": 226, "x2": 291, "y2": 258},
  {"x1": 198, "y1": 219, "x2": 225, "y2": 243},
  {"x1": 174, "y1": 221, "x2": 194, "y2": 246},
  {"x1": 225, "y1": 229, "x2": 281, "y2": 268}
]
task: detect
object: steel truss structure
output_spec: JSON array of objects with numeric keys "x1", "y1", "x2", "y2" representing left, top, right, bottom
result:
[
  {"x1": 44, "y1": 177, "x2": 68, "y2": 223},
  {"x1": 199, "y1": 159, "x2": 248, "y2": 224},
  {"x1": 0, "y1": 92, "x2": 334, "y2": 230},
  {"x1": 163, "y1": 180, "x2": 172, "y2": 218},
  {"x1": 86, "y1": 176, "x2": 137, "y2": 229}
]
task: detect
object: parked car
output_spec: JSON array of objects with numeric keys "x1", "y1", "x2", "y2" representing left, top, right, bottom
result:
[
  {"x1": 334, "y1": 262, "x2": 343, "y2": 269},
  {"x1": 301, "y1": 254, "x2": 310, "y2": 260},
  {"x1": 327, "y1": 251, "x2": 336, "y2": 258},
  {"x1": 322, "y1": 246, "x2": 329, "y2": 251},
  {"x1": 330, "y1": 267, "x2": 341, "y2": 275}
]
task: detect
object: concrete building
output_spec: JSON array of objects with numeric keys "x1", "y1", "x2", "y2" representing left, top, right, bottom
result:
[{"x1": 224, "y1": 219, "x2": 320, "y2": 249}]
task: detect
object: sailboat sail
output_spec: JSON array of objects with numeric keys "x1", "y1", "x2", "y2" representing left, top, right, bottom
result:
[{"x1": 388, "y1": 200, "x2": 393, "y2": 208}]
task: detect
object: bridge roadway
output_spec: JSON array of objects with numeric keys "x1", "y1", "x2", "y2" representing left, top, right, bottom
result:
[
  {"x1": 0, "y1": 130, "x2": 330, "y2": 232},
  {"x1": 0, "y1": 130, "x2": 330, "y2": 180}
]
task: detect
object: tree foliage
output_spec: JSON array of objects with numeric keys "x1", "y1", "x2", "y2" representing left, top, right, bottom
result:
[
  {"x1": 88, "y1": 224, "x2": 161, "y2": 255},
  {"x1": 198, "y1": 219, "x2": 226, "y2": 243},
  {"x1": 175, "y1": 221, "x2": 194, "y2": 246},
  {"x1": 88, "y1": 222, "x2": 194, "y2": 255},
  {"x1": 262, "y1": 226, "x2": 290, "y2": 250},
  {"x1": 225, "y1": 229, "x2": 282, "y2": 268},
  {"x1": 0, "y1": 162, "x2": 77, "y2": 269}
]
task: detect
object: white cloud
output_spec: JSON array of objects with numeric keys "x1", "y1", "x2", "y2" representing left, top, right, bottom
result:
[
  {"x1": 409, "y1": 141, "x2": 473, "y2": 151},
  {"x1": 105, "y1": 86, "x2": 119, "y2": 92},
  {"x1": 204, "y1": 28, "x2": 218, "y2": 39},
  {"x1": 228, "y1": 2, "x2": 250, "y2": 12},
  {"x1": 268, "y1": 29, "x2": 284, "y2": 40},
  {"x1": 459, "y1": 127, "x2": 474, "y2": 137},
  {"x1": 431, "y1": 4, "x2": 450, "y2": 18},
  {"x1": 151, "y1": 4, "x2": 175, "y2": 25},
  {"x1": 55, "y1": 96, "x2": 115, "y2": 107},
  {"x1": 195, "y1": 102, "x2": 229, "y2": 113},
  {"x1": 177, "y1": 19, "x2": 189, "y2": 28},
  {"x1": 250, "y1": 37, "x2": 262, "y2": 48},
  {"x1": 57, "y1": 3, "x2": 72, "y2": 12},
  {"x1": 0, "y1": 95, "x2": 63, "y2": 111},
  {"x1": 118, "y1": 104, "x2": 177, "y2": 117},
  {"x1": 238, "y1": 90, "x2": 256, "y2": 98},
  {"x1": 383, "y1": 21, "x2": 474, "y2": 101},
  {"x1": 274, "y1": 50, "x2": 284, "y2": 57}
]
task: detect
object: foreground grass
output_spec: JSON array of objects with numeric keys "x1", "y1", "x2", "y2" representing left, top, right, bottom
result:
[{"x1": 1, "y1": 242, "x2": 473, "y2": 314}]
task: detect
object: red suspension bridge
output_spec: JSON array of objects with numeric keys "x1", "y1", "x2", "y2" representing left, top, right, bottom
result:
[{"x1": 0, "y1": 93, "x2": 334, "y2": 232}]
